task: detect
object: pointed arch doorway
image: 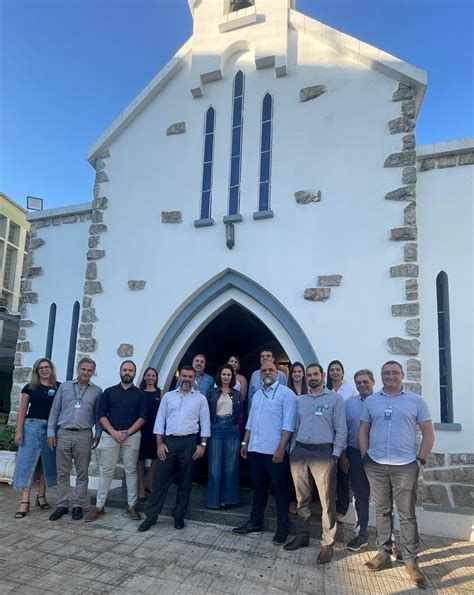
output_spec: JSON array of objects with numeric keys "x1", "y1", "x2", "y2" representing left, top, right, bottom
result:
[{"x1": 144, "y1": 269, "x2": 318, "y2": 390}]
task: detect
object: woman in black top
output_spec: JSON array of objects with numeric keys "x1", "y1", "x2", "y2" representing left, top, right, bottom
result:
[
  {"x1": 13, "y1": 358, "x2": 60, "y2": 518},
  {"x1": 137, "y1": 367, "x2": 161, "y2": 502}
]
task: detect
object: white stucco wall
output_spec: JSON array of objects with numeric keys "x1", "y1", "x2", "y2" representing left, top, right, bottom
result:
[
  {"x1": 417, "y1": 151, "x2": 474, "y2": 453},
  {"x1": 23, "y1": 216, "x2": 90, "y2": 379}
]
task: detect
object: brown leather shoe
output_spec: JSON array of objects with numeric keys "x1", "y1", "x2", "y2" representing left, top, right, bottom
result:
[
  {"x1": 283, "y1": 535, "x2": 310, "y2": 551},
  {"x1": 85, "y1": 507, "x2": 105, "y2": 523},
  {"x1": 365, "y1": 552, "x2": 393, "y2": 572},
  {"x1": 405, "y1": 561, "x2": 427, "y2": 589},
  {"x1": 127, "y1": 506, "x2": 141, "y2": 521},
  {"x1": 317, "y1": 544, "x2": 333, "y2": 564}
]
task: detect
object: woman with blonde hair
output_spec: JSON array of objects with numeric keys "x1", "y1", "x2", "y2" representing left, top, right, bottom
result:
[{"x1": 13, "y1": 358, "x2": 60, "y2": 518}]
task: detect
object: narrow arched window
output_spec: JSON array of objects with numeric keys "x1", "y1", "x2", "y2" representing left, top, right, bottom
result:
[
  {"x1": 66, "y1": 301, "x2": 80, "y2": 380},
  {"x1": 437, "y1": 271, "x2": 453, "y2": 423},
  {"x1": 229, "y1": 71, "x2": 244, "y2": 216},
  {"x1": 259, "y1": 93, "x2": 273, "y2": 212},
  {"x1": 200, "y1": 107, "x2": 215, "y2": 220},
  {"x1": 45, "y1": 303, "x2": 56, "y2": 359}
]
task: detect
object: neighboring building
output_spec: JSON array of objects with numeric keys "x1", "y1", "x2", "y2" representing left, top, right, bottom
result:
[
  {"x1": 7, "y1": 1, "x2": 474, "y2": 537},
  {"x1": 0, "y1": 193, "x2": 28, "y2": 413},
  {"x1": 0, "y1": 193, "x2": 29, "y2": 313}
]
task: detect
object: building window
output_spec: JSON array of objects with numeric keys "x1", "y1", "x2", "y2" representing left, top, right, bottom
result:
[
  {"x1": 258, "y1": 93, "x2": 273, "y2": 212},
  {"x1": 66, "y1": 301, "x2": 80, "y2": 380},
  {"x1": 45, "y1": 303, "x2": 57, "y2": 359},
  {"x1": 200, "y1": 107, "x2": 215, "y2": 220},
  {"x1": 228, "y1": 71, "x2": 245, "y2": 216},
  {"x1": 437, "y1": 271, "x2": 453, "y2": 423}
]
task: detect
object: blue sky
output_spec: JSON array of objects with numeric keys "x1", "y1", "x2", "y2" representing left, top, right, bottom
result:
[{"x1": 1, "y1": 0, "x2": 472, "y2": 210}]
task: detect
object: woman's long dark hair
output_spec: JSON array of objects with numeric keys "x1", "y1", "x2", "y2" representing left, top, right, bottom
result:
[
  {"x1": 139, "y1": 367, "x2": 159, "y2": 390},
  {"x1": 215, "y1": 364, "x2": 236, "y2": 388},
  {"x1": 288, "y1": 361, "x2": 307, "y2": 395},
  {"x1": 326, "y1": 359, "x2": 344, "y2": 390}
]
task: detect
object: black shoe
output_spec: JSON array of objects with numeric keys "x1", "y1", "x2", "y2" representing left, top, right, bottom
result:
[
  {"x1": 72, "y1": 507, "x2": 83, "y2": 520},
  {"x1": 346, "y1": 535, "x2": 368, "y2": 552},
  {"x1": 49, "y1": 507, "x2": 69, "y2": 521},
  {"x1": 272, "y1": 531, "x2": 288, "y2": 545},
  {"x1": 232, "y1": 521, "x2": 263, "y2": 535},
  {"x1": 283, "y1": 535, "x2": 310, "y2": 551},
  {"x1": 174, "y1": 518, "x2": 185, "y2": 530},
  {"x1": 138, "y1": 517, "x2": 157, "y2": 533}
]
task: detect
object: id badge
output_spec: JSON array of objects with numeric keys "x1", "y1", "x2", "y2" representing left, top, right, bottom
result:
[
  {"x1": 384, "y1": 408, "x2": 392, "y2": 420},
  {"x1": 315, "y1": 405, "x2": 323, "y2": 416},
  {"x1": 48, "y1": 389, "x2": 56, "y2": 397},
  {"x1": 75, "y1": 403, "x2": 81, "y2": 409}
]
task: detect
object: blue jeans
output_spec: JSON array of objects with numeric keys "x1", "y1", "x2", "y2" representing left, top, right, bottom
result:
[
  {"x1": 13, "y1": 419, "x2": 57, "y2": 490},
  {"x1": 207, "y1": 417, "x2": 240, "y2": 508}
]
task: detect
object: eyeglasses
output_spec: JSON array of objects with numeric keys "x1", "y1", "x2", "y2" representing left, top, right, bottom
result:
[{"x1": 38, "y1": 365, "x2": 51, "y2": 370}]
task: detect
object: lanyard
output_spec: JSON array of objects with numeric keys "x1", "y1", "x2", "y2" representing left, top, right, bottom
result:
[
  {"x1": 262, "y1": 382, "x2": 279, "y2": 400},
  {"x1": 73, "y1": 383, "x2": 88, "y2": 407}
]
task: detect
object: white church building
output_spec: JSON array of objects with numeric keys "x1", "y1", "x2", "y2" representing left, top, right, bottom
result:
[{"x1": 10, "y1": 0, "x2": 473, "y2": 538}]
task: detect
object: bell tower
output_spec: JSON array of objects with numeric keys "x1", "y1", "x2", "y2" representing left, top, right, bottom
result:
[{"x1": 188, "y1": 0, "x2": 294, "y2": 97}]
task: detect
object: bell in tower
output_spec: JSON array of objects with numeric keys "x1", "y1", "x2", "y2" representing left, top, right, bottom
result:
[{"x1": 231, "y1": 0, "x2": 255, "y2": 11}]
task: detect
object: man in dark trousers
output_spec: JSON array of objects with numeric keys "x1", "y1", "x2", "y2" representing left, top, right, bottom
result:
[{"x1": 138, "y1": 365, "x2": 211, "y2": 532}]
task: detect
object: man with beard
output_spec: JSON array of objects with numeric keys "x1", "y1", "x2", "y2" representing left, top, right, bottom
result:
[
  {"x1": 248, "y1": 349, "x2": 287, "y2": 406},
  {"x1": 47, "y1": 358, "x2": 102, "y2": 521},
  {"x1": 192, "y1": 354, "x2": 214, "y2": 398},
  {"x1": 285, "y1": 363, "x2": 346, "y2": 564},
  {"x1": 138, "y1": 366, "x2": 211, "y2": 532},
  {"x1": 85, "y1": 360, "x2": 147, "y2": 522},
  {"x1": 232, "y1": 361, "x2": 296, "y2": 545}
]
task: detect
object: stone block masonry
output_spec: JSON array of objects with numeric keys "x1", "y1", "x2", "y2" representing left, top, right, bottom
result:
[{"x1": 421, "y1": 452, "x2": 474, "y2": 509}]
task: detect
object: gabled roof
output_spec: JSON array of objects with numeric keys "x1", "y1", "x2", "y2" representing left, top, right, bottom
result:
[{"x1": 87, "y1": 9, "x2": 427, "y2": 165}]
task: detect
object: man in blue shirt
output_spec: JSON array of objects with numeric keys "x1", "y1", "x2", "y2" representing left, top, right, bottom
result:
[
  {"x1": 233, "y1": 361, "x2": 296, "y2": 544},
  {"x1": 359, "y1": 360, "x2": 435, "y2": 589},
  {"x1": 192, "y1": 354, "x2": 214, "y2": 398},
  {"x1": 86, "y1": 360, "x2": 147, "y2": 522},
  {"x1": 247, "y1": 349, "x2": 287, "y2": 406},
  {"x1": 341, "y1": 368, "x2": 375, "y2": 551},
  {"x1": 138, "y1": 366, "x2": 211, "y2": 532}
]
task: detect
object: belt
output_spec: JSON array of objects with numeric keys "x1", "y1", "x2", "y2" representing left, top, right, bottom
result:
[
  {"x1": 167, "y1": 433, "x2": 198, "y2": 439},
  {"x1": 295, "y1": 441, "x2": 333, "y2": 451},
  {"x1": 63, "y1": 427, "x2": 92, "y2": 432}
]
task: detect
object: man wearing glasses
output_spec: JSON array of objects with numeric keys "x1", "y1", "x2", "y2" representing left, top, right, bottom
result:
[{"x1": 359, "y1": 360, "x2": 435, "y2": 589}]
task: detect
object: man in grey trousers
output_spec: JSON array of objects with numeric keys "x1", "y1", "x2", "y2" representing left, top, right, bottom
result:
[
  {"x1": 47, "y1": 357, "x2": 102, "y2": 520},
  {"x1": 359, "y1": 360, "x2": 435, "y2": 589},
  {"x1": 285, "y1": 363, "x2": 347, "y2": 564}
]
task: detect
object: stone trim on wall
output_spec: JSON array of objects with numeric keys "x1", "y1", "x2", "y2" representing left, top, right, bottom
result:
[
  {"x1": 421, "y1": 452, "x2": 474, "y2": 509},
  {"x1": 76, "y1": 148, "x2": 112, "y2": 363},
  {"x1": 294, "y1": 190, "x2": 321, "y2": 204},
  {"x1": 419, "y1": 151, "x2": 474, "y2": 171},
  {"x1": 304, "y1": 275, "x2": 343, "y2": 302},
  {"x1": 384, "y1": 82, "x2": 420, "y2": 386}
]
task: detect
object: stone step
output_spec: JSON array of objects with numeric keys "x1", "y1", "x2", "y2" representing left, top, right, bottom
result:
[{"x1": 90, "y1": 483, "x2": 373, "y2": 542}]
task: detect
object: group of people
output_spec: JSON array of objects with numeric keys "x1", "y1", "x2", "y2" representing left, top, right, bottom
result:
[{"x1": 12, "y1": 348, "x2": 435, "y2": 589}]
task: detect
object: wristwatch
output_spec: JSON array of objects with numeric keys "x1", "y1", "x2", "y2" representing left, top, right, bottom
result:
[
  {"x1": 200, "y1": 441, "x2": 207, "y2": 447},
  {"x1": 416, "y1": 456, "x2": 426, "y2": 466},
  {"x1": 241, "y1": 441, "x2": 247, "y2": 446}
]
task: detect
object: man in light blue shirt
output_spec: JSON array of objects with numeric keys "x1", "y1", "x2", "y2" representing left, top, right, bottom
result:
[
  {"x1": 247, "y1": 349, "x2": 287, "y2": 406},
  {"x1": 359, "y1": 360, "x2": 435, "y2": 589},
  {"x1": 138, "y1": 366, "x2": 210, "y2": 533},
  {"x1": 233, "y1": 361, "x2": 296, "y2": 544},
  {"x1": 341, "y1": 369, "x2": 375, "y2": 552}
]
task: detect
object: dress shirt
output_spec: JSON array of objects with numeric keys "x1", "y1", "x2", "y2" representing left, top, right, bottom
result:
[
  {"x1": 47, "y1": 379, "x2": 103, "y2": 438},
  {"x1": 333, "y1": 380, "x2": 358, "y2": 401},
  {"x1": 246, "y1": 382, "x2": 296, "y2": 455},
  {"x1": 98, "y1": 383, "x2": 148, "y2": 432},
  {"x1": 248, "y1": 369, "x2": 287, "y2": 404},
  {"x1": 360, "y1": 389, "x2": 432, "y2": 465},
  {"x1": 294, "y1": 387, "x2": 347, "y2": 458},
  {"x1": 193, "y1": 372, "x2": 214, "y2": 398},
  {"x1": 345, "y1": 393, "x2": 372, "y2": 449},
  {"x1": 154, "y1": 388, "x2": 211, "y2": 437}
]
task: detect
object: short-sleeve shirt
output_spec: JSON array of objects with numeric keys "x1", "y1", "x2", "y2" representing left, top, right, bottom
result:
[
  {"x1": 22, "y1": 383, "x2": 60, "y2": 420},
  {"x1": 360, "y1": 389, "x2": 432, "y2": 465}
]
